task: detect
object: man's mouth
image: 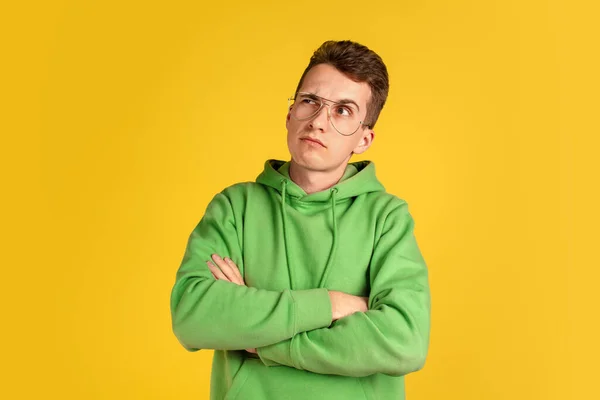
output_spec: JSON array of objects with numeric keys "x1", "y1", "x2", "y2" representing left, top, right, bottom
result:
[{"x1": 301, "y1": 137, "x2": 326, "y2": 148}]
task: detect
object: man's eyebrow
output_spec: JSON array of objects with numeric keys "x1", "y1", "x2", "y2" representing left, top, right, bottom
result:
[
  {"x1": 304, "y1": 92, "x2": 360, "y2": 111},
  {"x1": 335, "y1": 98, "x2": 360, "y2": 111}
]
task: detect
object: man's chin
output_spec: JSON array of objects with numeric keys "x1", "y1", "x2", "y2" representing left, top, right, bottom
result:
[{"x1": 290, "y1": 157, "x2": 342, "y2": 174}]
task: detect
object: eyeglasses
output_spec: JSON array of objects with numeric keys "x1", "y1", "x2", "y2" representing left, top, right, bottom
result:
[{"x1": 287, "y1": 92, "x2": 370, "y2": 136}]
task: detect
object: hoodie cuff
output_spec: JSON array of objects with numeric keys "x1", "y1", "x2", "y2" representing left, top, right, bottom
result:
[
  {"x1": 289, "y1": 288, "x2": 332, "y2": 334},
  {"x1": 257, "y1": 340, "x2": 290, "y2": 367},
  {"x1": 257, "y1": 344, "x2": 284, "y2": 366}
]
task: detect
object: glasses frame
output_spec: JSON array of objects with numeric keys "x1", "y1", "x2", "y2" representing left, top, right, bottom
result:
[{"x1": 288, "y1": 91, "x2": 370, "y2": 136}]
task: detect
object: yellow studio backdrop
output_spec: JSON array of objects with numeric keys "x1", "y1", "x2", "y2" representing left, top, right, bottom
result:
[{"x1": 2, "y1": 0, "x2": 598, "y2": 399}]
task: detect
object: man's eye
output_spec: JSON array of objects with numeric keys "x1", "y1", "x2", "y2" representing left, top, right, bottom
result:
[
  {"x1": 334, "y1": 106, "x2": 352, "y2": 117},
  {"x1": 301, "y1": 98, "x2": 318, "y2": 105}
]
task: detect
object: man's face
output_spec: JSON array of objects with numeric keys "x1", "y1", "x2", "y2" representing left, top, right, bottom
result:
[{"x1": 286, "y1": 63, "x2": 375, "y2": 173}]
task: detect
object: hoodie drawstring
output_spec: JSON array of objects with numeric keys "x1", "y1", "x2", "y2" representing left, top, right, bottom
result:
[
  {"x1": 318, "y1": 187, "x2": 339, "y2": 288},
  {"x1": 280, "y1": 179, "x2": 295, "y2": 289},
  {"x1": 280, "y1": 181, "x2": 340, "y2": 289}
]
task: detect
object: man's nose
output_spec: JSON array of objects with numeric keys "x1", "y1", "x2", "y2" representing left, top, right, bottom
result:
[{"x1": 309, "y1": 105, "x2": 330, "y2": 131}]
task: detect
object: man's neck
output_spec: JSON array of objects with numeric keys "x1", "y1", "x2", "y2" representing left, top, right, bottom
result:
[{"x1": 288, "y1": 160, "x2": 349, "y2": 195}]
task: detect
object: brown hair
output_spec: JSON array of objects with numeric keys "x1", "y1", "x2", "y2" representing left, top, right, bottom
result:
[{"x1": 294, "y1": 40, "x2": 389, "y2": 129}]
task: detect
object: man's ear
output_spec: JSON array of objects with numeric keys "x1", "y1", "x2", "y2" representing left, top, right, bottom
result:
[{"x1": 353, "y1": 129, "x2": 375, "y2": 155}]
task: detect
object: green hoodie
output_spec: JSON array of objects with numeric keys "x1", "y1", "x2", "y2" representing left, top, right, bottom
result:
[{"x1": 170, "y1": 159, "x2": 431, "y2": 400}]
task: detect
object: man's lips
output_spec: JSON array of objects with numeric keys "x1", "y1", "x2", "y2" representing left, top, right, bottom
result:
[{"x1": 301, "y1": 137, "x2": 326, "y2": 148}]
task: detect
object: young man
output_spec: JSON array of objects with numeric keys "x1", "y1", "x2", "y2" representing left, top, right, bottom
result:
[{"x1": 170, "y1": 40, "x2": 431, "y2": 400}]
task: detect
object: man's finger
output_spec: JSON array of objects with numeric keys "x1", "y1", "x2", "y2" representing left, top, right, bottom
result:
[
  {"x1": 206, "y1": 261, "x2": 228, "y2": 281},
  {"x1": 224, "y1": 257, "x2": 245, "y2": 285},
  {"x1": 211, "y1": 254, "x2": 243, "y2": 285}
]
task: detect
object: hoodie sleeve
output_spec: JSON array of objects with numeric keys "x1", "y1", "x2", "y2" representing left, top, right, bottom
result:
[
  {"x1": 256, "y1": 201, "x2": 431, "y2": 377},
  {"x1": 170, "y1": 190, "x2": 333, "y2": 352}
]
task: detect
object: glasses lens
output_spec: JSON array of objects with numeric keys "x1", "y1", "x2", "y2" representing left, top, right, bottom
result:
[
  {"x1": 329, "y1": 103, "x2": 362, "y2": 136},
  {"x1": 290, "y1": 93, "x2": 363, "y2": 135},
  {"x1": 291, "y1": 93, "x2": 321, "y2": 119}
]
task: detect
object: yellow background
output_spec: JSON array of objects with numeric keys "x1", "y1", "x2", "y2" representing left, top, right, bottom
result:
[{"x1": 2, "y1": 0, "x2": 598, "y2": 398}]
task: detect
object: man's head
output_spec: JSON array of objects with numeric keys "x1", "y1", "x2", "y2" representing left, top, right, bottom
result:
[
  {"x1": 286, "y1": 40, "x2": 389, "y2": 173},
  {"x1": 294, "y1": 40, "x2": 389, "y2": 129}
]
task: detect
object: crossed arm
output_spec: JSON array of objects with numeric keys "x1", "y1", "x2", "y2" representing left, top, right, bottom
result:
[
  {"x1": 171, "y1": 192, "x2": 373, "y2": 355},
  {"x1": 171, "y1": 192, "x2": 430, "y2": 377},
  {"x1": 206, "y1": 254, "x2": 368, "y2": 354}
]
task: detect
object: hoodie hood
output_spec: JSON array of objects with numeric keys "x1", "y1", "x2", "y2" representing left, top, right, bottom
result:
[
  {"x1": 255, "y1": 159, "x2": 385, "y2": 290},
  {"x1": 256, "y1": 159, "x2": 386, "y2": 201}
]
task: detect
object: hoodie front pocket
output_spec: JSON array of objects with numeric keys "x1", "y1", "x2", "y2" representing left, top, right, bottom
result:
[
  {"x1": 223, "y1": 358, "x2": 251, "y2": 400},
  {"x1": 358, "y1": 377, "x2": 373, "y2": 400},
  {"x1": 224, "y1": 357, "x2": 371, "y2": 400}
]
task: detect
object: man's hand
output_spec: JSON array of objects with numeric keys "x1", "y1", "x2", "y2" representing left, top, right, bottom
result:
[
  {"x1": 207, "y1": 254, "x2": 245, "y2": 286},
  {"x1": 328, "y1": 291, "x2": 369, "y2": 321}
]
